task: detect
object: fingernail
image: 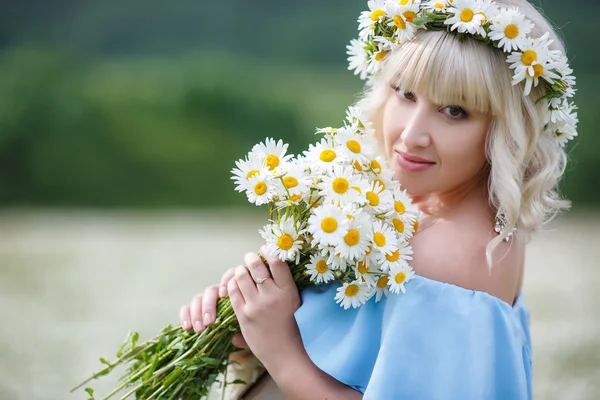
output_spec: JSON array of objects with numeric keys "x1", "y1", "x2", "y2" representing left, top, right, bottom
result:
[
  {"x1": 182, "y1": 320, "x2": 190, "y2": 330},
  {"x1": 203, "y1": 312, "x2": 211, "y2": 325},
  {"x1": 219, "y1": 286, "x2": 226, "y2": 297},
  {"x1": 194, "y1": 321, "x2": 203, "y2": 332}
]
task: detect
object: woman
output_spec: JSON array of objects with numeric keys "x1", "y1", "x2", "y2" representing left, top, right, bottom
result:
[{"x1": 180, "y1": 0, "x2": 576, "y2": 398}]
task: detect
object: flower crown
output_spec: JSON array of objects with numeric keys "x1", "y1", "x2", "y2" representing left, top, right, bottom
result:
[{"x1": 347, "y1": 0, "x2": 578, "y2": 147}]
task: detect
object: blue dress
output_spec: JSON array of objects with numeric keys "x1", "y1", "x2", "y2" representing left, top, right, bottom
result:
[{"x1": 294, "y1": 275, "x2": 532, "y2": 400}]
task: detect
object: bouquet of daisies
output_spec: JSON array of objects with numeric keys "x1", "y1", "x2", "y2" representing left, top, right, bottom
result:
[{"x1": 71, "y1": 107, "x2": 420, "y2": 399}]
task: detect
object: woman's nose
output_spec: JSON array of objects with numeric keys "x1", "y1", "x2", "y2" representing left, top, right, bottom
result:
[{"x1": 401, "y1": 105, "x2": 432, "y2": 149}]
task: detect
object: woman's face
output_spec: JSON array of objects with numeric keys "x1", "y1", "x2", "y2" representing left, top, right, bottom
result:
[{"x1": 381, "y1": 84, "x2": 492, "y2": 197}]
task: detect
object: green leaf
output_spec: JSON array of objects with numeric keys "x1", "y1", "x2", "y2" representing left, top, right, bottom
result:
[
  {"x1": 116, "y1": 331, "x2": 132, "y2": 357},
  {"x1": 131, "y1": 332, "x2": 139, "y2": 349},
  {"x1": 228, "y1": 379, "x2": 247, "y2": 385},
  {"x1": 85, "y1": 387, "x2": 94, "y2": 396},
  {"x1": 413, "y1": 16, "x2": 434, "y2": 26},
  {"x1": 99, "y1": 357, "x2": 111, "y2": 366}
]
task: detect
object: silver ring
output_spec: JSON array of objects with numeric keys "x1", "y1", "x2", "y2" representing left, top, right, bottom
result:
[{"x1": 254, "y1": 277, "x2": 268, "y2": 285}]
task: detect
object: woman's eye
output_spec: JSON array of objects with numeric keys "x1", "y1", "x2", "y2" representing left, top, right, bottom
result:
[
  {"x1": 392, "y1": 85, "x2": 416, "y2": 101},
  {"x1": 442, "y1": 105, "x2": 468, "y2": 119}
]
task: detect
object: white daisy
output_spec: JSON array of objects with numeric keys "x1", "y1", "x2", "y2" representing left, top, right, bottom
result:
[
  {"x1": 315, "y1": 126, "x2": 338, "y2": 136},
  {"x1": 334, "y1": 128, "x2": 377, "y2": 164},
  {"x1": 386, "y1": 2, "x2": 420, "y2": 42},
  {"x1": 370, "y1": 220, "x2": 398, "y2": 256},
  {"x1": 306, "y1": 254, "x2": 335, "y2": 284},
  {"x1": 424, "y1": 0, "x2": 450, "y2": 13},
  {"x1": 555, "y1": 55, "x2": 576, "y2": 97},
  {"x1": 334, "y1": 281, "x2": 371, "y2": 309},
  {"x1": 368, "y1": 164, "x2": 399, "y2": 192},
  {"x1": 549, "y1": 119, "x2": 578, "y2": 148},
  {"x1": 358, "y1": 0, "x2": 388, "y2": 40},
  {"x1": 244, "y1": 173, "x2": 276, "y2": 206},
  {"x1": 354, "y1": 258, "x2": 377, "y2": 287},
  {"x1": 347, "y1": 39, "x2": 371, "y2": 81},
  {"x1": 335, "y1": 211, "x2": 372, "y2": 261},
  {"x1": 388, "y1": 264, "x2": 416, "y2": 294},
  {"x1": 391, "y1": 187, "x2": 416, "y2": 220},
  {"x1": 365, "y1": 181, "x2": 394, "y2": 215},
  {"x1": 390, "y1": 213, "x2": 416, "y2": 242},
  {"x1": 317, "y1": 165, "x2": 369, "y2": 207},
  {"x1": 322, "y1": 247, "x2": 350, "y2": 271},
  {"x1": 231, "y1": 153, "x2": 270, "y2": 193},
  {"x1": 303, "y1": 137, "x2": 343, "y2": 172},
  {"x1": 307, "y1": 203, "x2": 349, "y2": 247},
  {"x1": 373, "y1": 274, "x2": 390, "y2": 302},
  {"x1": 260, "y1": 218, "x2": 305, "y2": 262},
  {"x1": 488, "y1": 7, "x2": 534, "y2": 53},
  {"x1": 277, "y1": 163, "x2": 311, "y2": 198},
  {"x1": 345, "y1": 106, "x2": 375, "y2": 134},
  {"x1": 545, "y1": 98, "x2": 578, "y2": 125},
  {"x1": 251, "y1": 138, "x2": 293, "y2": 173},
  {"x1": 377, "y1": 241, "x2": 413, "y2": 271},
  {"x1": 444, "y1": 0, "x2": 495, "y2": 38}
]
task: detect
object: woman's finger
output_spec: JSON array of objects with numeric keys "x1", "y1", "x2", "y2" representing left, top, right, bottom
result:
[
  {"x1": 179, "y1": 305, "x2": 192, "y2": 331},
  {"x1": 219, "y1": 268, "x2": 235, "y2": 298},
  {"x1": 189, "y1": 293, "x2": 205, "y2": 333},
  {"x1": 227, "y1": 278, "x2": 246, "y2": 319},
  {"x1": 201, "y1": 285, "x2": 219, "y2": 327},
  {"x1": 260, "y1": 245, "x2": 294, "y2": 290},
  {"x1": 231, "y1": 333, "x2": 248, "y2": 349},
  {"x1": 243, "y1": 252, "x2": 274, "y2": 290},
  {"x1": 234, "y1": 264, "x2": 258, "y2": 301}
]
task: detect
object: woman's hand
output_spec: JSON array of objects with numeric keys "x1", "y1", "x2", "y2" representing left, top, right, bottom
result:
[{"x1": 227, "y1": 245, "x2": 304, "y2": 371}]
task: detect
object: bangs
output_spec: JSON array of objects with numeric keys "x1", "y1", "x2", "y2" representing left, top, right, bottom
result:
[{"x1": 383, "y1": 31, "x2": 510, "y2": 115}]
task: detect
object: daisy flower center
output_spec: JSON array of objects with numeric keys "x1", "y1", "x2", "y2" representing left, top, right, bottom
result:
[
  {"x1": 344, "y1": 230, "x2": 361, "y2": 246},
  {"x1": 321, "y1": 217, "x2": 338, "y2": 233},
  {"x1": 284, "y1": 176, "x2": 299, "y2": 188},
  {"x1": 265, "y1": 155, "x2": 280, "y2": 170},
  {"x1": 403, "y1": 11, "x2": 417, "y2": 23},
  {"x1": 386, "y1": 250, "x2": 400, "y2": 262},
  {"x1": 521, "y1": 50, "x2": 537, "y2": 66},
  {"x1": 460, "y1": 9, "x2": 474, "y2": 23},
  {"x1": 254, "y1": 182, "x2": 267, "y2": 195},
  {"x1": 290, "y1": 194, "x2": 302, "y2": 202},
  {"x1": 246, "y1": 170, "x2": 259, "y2": 179},
  {"x1": 365, "y1": 245, "x2": 373, "y2": 256},
  {"x1": 346, "y1": 140, "x2": 362, "y2": 153},
  {"x1": 434, "y1": 3, "x2": 444, "y2": 9},
  {"x1": 319, "y1": 150, "x2": 336, "y2": 162},
  {"x1": 394, "y1": 16, "x2": 407, "y2": 30},
  {"x1": 375, "y1": 50, "x2": 389, "y2": 61},
  {"x1": 375, "y1": 179, "x2": 386, "y2": 189},
  {"x1": 371, "y1": 9, "x2": 385, "y2": 21},
  {"x1": 366, "y1": 191, "x2": 380, "y2": 206},
  {"x1": 394, "y1": 200, "x2": 406, "y2": 213},
  {"x1": 332, "y1": 177, "x2": 349, "y2": 194},
  {"x1": 395, "y1": 271, "x2": 407, "y2": 284},
  {"x1": 393, "y1": 218, "x2": 405, "y2": 233},
  {"x1": 316, "y1": 260, "x2": 328, "y2": 273},
  {"x1": 345, "y1": 284, "x2": 359, "y2": 297},
  {"x1": 374, "y1": 232, "x2": 387, "y2": 247},
  {"x1": 353, "y1": 160, "x2": 363, "y2": 171},
  {"x1": 377, "y1": 275, "x2": 389, "y2": 288},
  {"x1": 277, "y1": 234, "x2": 294, "y2": 250},
  {"x1": 527, "y1": 64, "x2": 544, "y2": 78},
  {"x1": 370, "y1": 159, "x2": 382, "y2": 174},
  {"x1": 412, "y1": 220, "x2": 419, "y2": 233},
  {"x1": 504, "y1": 24, "x2": 519, "y2": 39},
  {"x1": 358, "y1": 261, "x2": 369, "y2": 274},
  {"x1": 400, "y1": 0, "x2": 410, "y2": 5}
]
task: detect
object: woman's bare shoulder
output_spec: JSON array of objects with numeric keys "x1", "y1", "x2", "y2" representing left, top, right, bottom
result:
[{"x1": 409, "y1": 215, "x2": 525, "y2": 305}]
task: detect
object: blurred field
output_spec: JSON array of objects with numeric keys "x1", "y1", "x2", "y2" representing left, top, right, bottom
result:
[{"x1": 1, "y1": 210, "x2": 599, "y2": 400}]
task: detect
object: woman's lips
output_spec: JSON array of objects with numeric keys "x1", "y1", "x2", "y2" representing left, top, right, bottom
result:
[{"x1": 396, "y1": 151, "x2": 435, "y2": 172}]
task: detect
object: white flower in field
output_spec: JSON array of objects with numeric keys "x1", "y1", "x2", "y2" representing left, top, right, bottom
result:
[
  {"x1": 308, "y1": 203, "x2": 349, "y2": 247},
  {"x1": 251, "y1": 138, "x2": 293, "y2": 173},
  {"x1": 377, "y1": 241, "x2": 413, "y2": 271},
  {"x1": 354, "y1": 258, "x2": 377, "y2": 287},
  {"x1": 231, "y1": 153, "x2": 270, "y2": 193},
  {"x1": 335, "y1": 281, "x2": 372, "y2": 309},
  {"x1": 260, "y1": 218, "x2": 305, "y2": 262},
  {"x1": 306, "y1": 254, "x2": 335, "y2": 284},
  {"x1": 244, "y1": 173, "x2": 276, "y2": 206},
  {"x1": 333, "y1": 127, "x2": 377, "y2": 164},
  {"x1": 370, "y1": 220, "x2": 398, "y2": 256},
  {"x1": 373, "y1": 273, "x2": 390, "y2": 302},
  {"x1": 334, "y1": 211, "x2": 372, "y2": 261},
  {"x1": 317, "y1": 165, "x2": 369, "y2": 207},
  {"x1": 364, "y1": 181, "x2": 394, "y2": 214},
  {"x1": 388, "y1": 264, "x2": 416, "y2": 294},
  {"x1": 489, "y1": 7, "x2": 534, "y2": 52},
  {"x1": 347, "y1": 39, "x2": 371, "y2": 81},
  {"x1": 303, "y1": 137, "x2": 344, "y2": 173}
]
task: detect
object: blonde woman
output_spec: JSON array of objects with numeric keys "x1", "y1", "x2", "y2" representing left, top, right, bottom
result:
[{"x1": 180, "y1": 0, "x2": 576, "y2": 398}]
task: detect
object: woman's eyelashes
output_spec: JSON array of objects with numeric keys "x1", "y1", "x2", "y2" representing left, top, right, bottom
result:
[{"x1": 391, "y1": 85, "x2": 468, "y2": 120}]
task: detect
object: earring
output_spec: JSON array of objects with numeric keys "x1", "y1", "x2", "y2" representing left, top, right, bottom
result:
[{"x1": 495, "y1": 211, "x2": 516, "y2": 242}]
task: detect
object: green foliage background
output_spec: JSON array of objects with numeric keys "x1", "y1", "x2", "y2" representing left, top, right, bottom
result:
[{"x1": 0, "y1": 0, "x2": 598, "y2": 208}]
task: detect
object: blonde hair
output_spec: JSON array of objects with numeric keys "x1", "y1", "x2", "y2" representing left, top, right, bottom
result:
[{"x1": 354, "y1": 0, "x2": 571, "y2": 265}]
